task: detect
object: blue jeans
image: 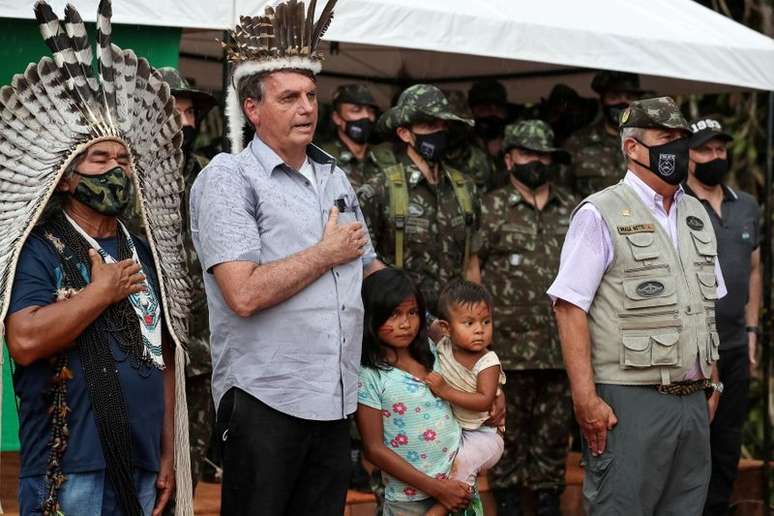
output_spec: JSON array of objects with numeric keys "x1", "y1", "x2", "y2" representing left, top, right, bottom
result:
[{"x1": 19, "y1": 469, "x2": 157, "y2": 515}]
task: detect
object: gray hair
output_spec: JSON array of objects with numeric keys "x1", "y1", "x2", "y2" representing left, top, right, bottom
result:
[
  {"x1": 237, "y1": 73, "x2": 267, "y2": 119},
  {"x1": 620, "y1": 127, "x2": 645, "y2": 158}
]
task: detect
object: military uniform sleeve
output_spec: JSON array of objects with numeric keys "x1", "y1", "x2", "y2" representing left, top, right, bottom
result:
[
  {"x1": 469, "y1": 177, "x2": 484, "y2": 256},
  {"x1": 477, "y1": 192, "x2": 496, "y2": 262},
  {"x1": 356, "y1": 173, "x2": 385, "y2": 249}
]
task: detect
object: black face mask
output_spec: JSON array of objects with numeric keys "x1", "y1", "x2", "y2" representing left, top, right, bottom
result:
[
  {"x1": 694, "y1": 158, "x2": 729, "y2": 187},
  {"x1": 344, "y1": 118, "x2": 374, "y2": 144},
  {"x1": 181, "y1": 125, "x2": 197, "y2": 155},
  {"x1": 632, "y1": 137, "x2": 690, "y2": 186},
  {"x1": 510, "y1": 161, "x2": 554, "y2": 190},
  {"x1": 474, "y1": 116, "x2": 505, "y2": 141},
  {"x1": 413, "y1": 130, "x2": 449, "y2": 162},
  {"x1": 603, "y1": 103, "x2": 628, "y2": 127}
]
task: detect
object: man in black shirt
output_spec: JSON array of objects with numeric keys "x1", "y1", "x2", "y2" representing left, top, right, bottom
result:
[{"x1": 684, "y1": 117, "x2": 762, "y2": 516}]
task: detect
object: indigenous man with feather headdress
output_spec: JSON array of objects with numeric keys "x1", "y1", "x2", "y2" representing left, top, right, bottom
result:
[
  {"x1": 0, "y1": 1, "x2": 193, "y2": 515},
  {"x1": 189, "y1": 0, "x2": 382, "y2": 513}
]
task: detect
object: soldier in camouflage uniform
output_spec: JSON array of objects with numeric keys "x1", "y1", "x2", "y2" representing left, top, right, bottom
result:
[
  {"x1": 359, "y1": 84, "x2": 482, "y2": 314},
  {"x1": 317, "y1": 84, "x2": 379, "y2": 190},
  {"x1": 563, "y1": 71, "x2": 644, "y2": 197},
  {"x1": 443, "y1": 90, "x2": 498, "y2": 193},
  {"x1": 479, "y1": 120, "x2": 578, "y2": 516},
  {"x1": 158, "y1": 68, "x2": 217, "y2": 493}
]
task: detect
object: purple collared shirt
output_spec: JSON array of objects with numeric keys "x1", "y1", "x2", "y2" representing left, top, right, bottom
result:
[{"x1": 547, "y1": 171, "x2": 726, "y2": 379}]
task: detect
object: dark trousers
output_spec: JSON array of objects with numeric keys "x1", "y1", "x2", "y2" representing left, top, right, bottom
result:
[
  {"x1": 217, "y1": 388, "x2": 351, "y2": 516},
  {"x1": 704, "y1": 346, "x2": 750, "y2": 516}
]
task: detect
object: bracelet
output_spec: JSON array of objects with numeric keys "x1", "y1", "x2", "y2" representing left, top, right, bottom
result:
[{"x1": 745, "y1": 325, "x2": 760, "y2": 335}]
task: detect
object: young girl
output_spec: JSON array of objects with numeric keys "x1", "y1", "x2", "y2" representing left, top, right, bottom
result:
[{"x1": 356, "y1": 268, "x2": 480, "y2": 516}]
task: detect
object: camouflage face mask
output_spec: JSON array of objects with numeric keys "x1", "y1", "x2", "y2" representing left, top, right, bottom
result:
[{"x1": 71, "y1": 166, "x2": 133, "y2": 216}]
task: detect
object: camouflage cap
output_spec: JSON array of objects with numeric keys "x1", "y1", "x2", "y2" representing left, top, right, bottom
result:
[
  {"x1": 591, "y1": 71, "x2": 645, "y2": 95},
  {"x1": 619, "y1": 97, "x2": 690, "y2": 132},
  {"x1": 332, "y1": 83, "x2": 378, "y2": 108},
  {"x1": 378, "y1": 84, "x2": 474, "y2": 133},
  {"x1": 443, "y1": 89, "x2": 474, "y2": 120},
  {"x1": 688, "y1": 117, "x2": 733, "y2": 148},
  {"x1": 502, "y1": 120, "x2": 570, "y2": 163},
  {"x1": 158, "y1": 67, "x2": 216, "y2": 114}
]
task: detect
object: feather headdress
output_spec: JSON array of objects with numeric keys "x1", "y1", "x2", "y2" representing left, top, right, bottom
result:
[
  {"x1": 0, "y1": 1, "x2": 193, "y2": 513},
  {"x1": 223, "y1": 0, "x2": 338, "y2": 152}
]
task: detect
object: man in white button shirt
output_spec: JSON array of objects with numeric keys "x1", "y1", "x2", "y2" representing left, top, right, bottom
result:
[{"x1": 548, "y1": 97, "x2": 724, "y2": 516}]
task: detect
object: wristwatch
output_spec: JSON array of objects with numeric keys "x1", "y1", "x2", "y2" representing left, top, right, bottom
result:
[
  {"x1": 710, "y1": 382, "x2": 724, "y2": 395},
  {"x1": 745, "y1": 325, "x2": 760, "y2": 335}
]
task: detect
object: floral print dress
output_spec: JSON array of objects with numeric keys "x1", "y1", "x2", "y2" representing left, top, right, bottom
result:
[{"x1": 358, "y1": 359, "x2": 461, "y2": 503}]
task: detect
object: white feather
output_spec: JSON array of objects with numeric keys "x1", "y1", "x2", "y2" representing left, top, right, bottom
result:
[{"x1": 225, "y1": 85, "x2": 246, "y2": 154}]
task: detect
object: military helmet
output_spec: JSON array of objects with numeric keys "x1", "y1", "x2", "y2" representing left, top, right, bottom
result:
[
  {"x1": 591, "y1": 71, "x2": 645, "y2": 95},
  {"x1": 378, "y1": 84, "x2": 473, "y2": 134},
  {"x1": 333, "y1": 83, "x2": 378, "y2": 109},
  {"x1": 502, "y1": 120, "x2": 570, "y2": 163},
  {"x1": 619, "y1": 96, "x2": 690, "y2": 132},
  {"x1": 157, "y1": 67, "x2": 216, "y2": 115}
]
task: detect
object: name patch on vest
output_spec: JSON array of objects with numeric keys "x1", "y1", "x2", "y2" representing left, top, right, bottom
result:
[
  {"x1": 636, "y1": 280, "x2": 665, "y2": 297},
  {"x1": 616, "y1": 223, "x2": 655, "y2": 235},
  {"x1": 686, "y1": 216, "x2": 704, "y2": 230}
]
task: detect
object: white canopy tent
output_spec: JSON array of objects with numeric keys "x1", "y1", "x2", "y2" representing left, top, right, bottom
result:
[{"x1": 4, "y1": 0, "x2": 773, "y2": 104}]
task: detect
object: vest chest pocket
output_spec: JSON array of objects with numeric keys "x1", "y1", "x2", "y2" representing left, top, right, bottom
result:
[
  {"x1": 622, "y1": 276, "x2": 677, "y2": 310},
  {"x1": 622, "y1": 330, "x2": 680, "y2": 368},
  {"x1": 625, "y1": 232, "x2": 659, "y2": 261},
  {"x1": 496, "y1": 224, "x2": 537, "y2": 253},
  {"x1": 696, "y1": 271, "x2": 718, "y2": 300},
  {"x1": 405, "y1": 216, "x2": 431, "y2": 243},
  {"x1": 690, "y1": 231, "x2": 717, "y2": 262},
  {"x1": 707, "y1": 330, "x2": 720, "y2": 362}
]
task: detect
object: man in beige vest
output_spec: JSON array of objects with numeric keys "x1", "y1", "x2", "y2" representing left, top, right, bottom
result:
[{"x1": 547, "y1": 97, "x2": 726, "y2": 515}]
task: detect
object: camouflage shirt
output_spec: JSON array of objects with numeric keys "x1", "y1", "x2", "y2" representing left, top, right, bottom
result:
[
  {"x1": 318, "y1": 138, "x2": 370, "y2": 190},
  {"x1": 563, "y1": 119, "x2": 626, "y2": 198},
  {"x1": 444, "y1": 143, "x2": 498, "y2": 193},
  {"x1": 479, "y1": 183, "x2": 578, "y2": 370},
  {"x1": 179, "y1": 154, "x2": 212, "y2": 377},
  {"x1": 358, "y1": 151, "x2": 482, "y2": 314}
]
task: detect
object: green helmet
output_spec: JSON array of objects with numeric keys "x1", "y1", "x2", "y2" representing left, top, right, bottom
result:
[
  {"x1": 502, "y1": 120, "x2": 570, "y2": 163},
  {"x1": 378, "y1": 84, "x2": 473, "y2": 134},
  {"x1": 333, "y1": 83, "x2": 378, "y2": 109},
  {"x1": 157, "y1": 67, "x2": 216, "y2": 114},
  {"x1": 619, "y1": 96, "x2": 690, "y2": 132}
]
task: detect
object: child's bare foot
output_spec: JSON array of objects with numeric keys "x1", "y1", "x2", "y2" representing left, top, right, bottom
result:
[{"x1": 425, "y1": 503, "x2": 448, "y2": 516}]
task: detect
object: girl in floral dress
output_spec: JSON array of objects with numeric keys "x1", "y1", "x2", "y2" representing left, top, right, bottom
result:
[{"x1": 356, "y1": 268, "x2": 482, "y2": 516}]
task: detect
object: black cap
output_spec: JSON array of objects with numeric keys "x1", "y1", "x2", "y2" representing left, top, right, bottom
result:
[
  {"x1": 591, "y1": 71, "x2": 645, "y2": 95},
  {"x1": 688, "y1": 117, "x2": 733, "y2": 148},
  {"x1": 468, "y1": 79, "x2": 507, "y2": 107}
]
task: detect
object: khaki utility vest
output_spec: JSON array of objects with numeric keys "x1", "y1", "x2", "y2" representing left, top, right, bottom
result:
[{"x1": 579, "y1": 183, "x2": 720, "y2": 385}]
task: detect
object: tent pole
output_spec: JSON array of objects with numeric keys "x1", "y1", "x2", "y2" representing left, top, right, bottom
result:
[{"x1": 763, "y1": 90, "x2": 773, "y2": 511}]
